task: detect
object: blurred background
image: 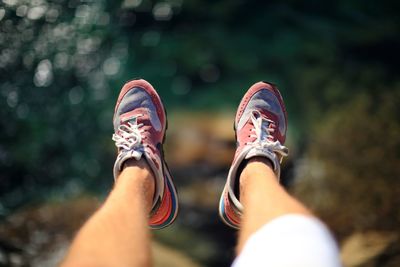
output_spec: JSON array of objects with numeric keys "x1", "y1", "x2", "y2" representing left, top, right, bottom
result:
[{"x1": 0, "y1": 0, "x2": 399, "y2": 266}]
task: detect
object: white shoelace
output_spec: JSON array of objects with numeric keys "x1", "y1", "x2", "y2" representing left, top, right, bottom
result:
[
  {"x1": 246, "y1": 111, "x2": 288, "y2": 158},
  {"x1": 112, "y1": 115, "x2": 144, "y2": 151}
]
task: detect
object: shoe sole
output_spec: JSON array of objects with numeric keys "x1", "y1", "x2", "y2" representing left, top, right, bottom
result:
[{"x1": 150, "y1": 162, "x2": 179, "y2": 229}]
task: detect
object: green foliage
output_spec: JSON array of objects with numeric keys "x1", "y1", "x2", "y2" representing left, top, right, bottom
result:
[
  {"x1": 0, "y1": 0, "x2": 399, "y2": 265},
  {"x1": 0, "y1": 0, "x2": 399, "y2": 244},
  {"x1": 0, "y1": 0, "x2": 118, "y2": 213}
]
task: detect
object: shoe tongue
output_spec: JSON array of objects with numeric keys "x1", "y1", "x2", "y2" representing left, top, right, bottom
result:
[
  {"x1": 121, "y1": 115, "x2": 137, "y2": 124},
  {"x1": 252, "y1": 110, "x2": 261, "y2": 118},
  {"x1": 254, "y1": 110, "x2": 273, "y2": 123},
  {"x1": 120, "y1": 108, "x2": 147, "y2": 124},
  {"x1": 246, "y1": 147, "x2": 275, "y2": 161}
]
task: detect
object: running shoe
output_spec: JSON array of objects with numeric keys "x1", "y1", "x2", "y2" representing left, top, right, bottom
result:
[
  {"x1": 112, "y1": 79, "x2": 178, "y2": 229},
  {"x1": 219, "y1": 81, "x2": 289, "y2": 229}
]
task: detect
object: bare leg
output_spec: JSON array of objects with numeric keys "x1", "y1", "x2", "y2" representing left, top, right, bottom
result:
[
  {"x1": 61, "y1": 159, "x2": 154, "y2": 267},
  {"x1": 237, "y1": 157, "x2": 312, "y2": 253}
]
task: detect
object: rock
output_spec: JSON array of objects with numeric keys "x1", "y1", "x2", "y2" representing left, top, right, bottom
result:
[{"x1": 341, "y1": 231, "x2": 398, "y2": 267}]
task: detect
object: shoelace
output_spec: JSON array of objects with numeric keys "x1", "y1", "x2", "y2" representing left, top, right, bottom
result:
[
  {"x1": 112, "y1": 114, "x2": 144, "y2": 151},
  {"x1": 247, "y1": 111, "x2": 288, "y2": 159}
]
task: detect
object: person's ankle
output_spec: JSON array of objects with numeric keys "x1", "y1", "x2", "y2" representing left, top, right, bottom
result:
[
  {"x1": 240, "y1": 157, "x2": 275, "y2": 183},
  {"x1": 117, "y1": 158, "x2": 155, "y2": 210},
  {"x1": 121, "y1": 158, "x2": 153, "y2": 177},
  {"x1": 246, "y1": 156, "x2": 274, "y2": 170},
  {"x1": 118, "y1": 159, "x2": 155, "y2": 188},
  {"x1": 253, "y1": 156, "x2": 273, "y2": 165}
]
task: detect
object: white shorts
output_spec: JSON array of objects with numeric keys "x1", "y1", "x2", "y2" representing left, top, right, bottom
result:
[{"x1": 233, "y1": 215, "x2": 342, "y2": 267}]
